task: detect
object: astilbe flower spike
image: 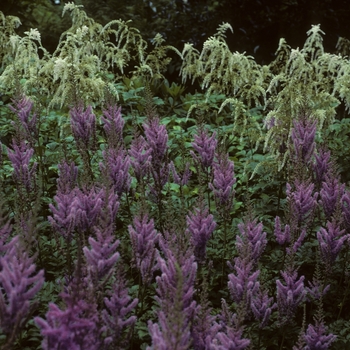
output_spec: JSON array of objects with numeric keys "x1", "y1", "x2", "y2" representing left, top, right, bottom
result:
[
  {"x1": 209, "y1": 152, "x2": 236, "y2": 210},
  {"x1": 56, "y1": 161, "x2": 78, "y2": 194},
  {"x1": 276, "y1": 270, "x2": 306, "y2": 325},
  {"x1": 191, "y1": 127, "x2": 217, "y2": 170},
  {"x1": 236, "y1": 219, "x2": 267, "y2": 264},
  {"x1": 319, "y1": 175, "x2": 345, "y2": 220},
  {"x1": 0, "y1": 238, "x2": 44, "y2": 339},
  {"x1": 313, "y1": 149, "x2": 331, "y2": 186},
  {"x1": 129, "y1": 134, "x2": 152, "y2": 182},
  {"x1": 170, "y1": 161, "x2": 192, "y2": 186},
  {"x1": 187, "y1": 204, "x2": 216, "y2": 262},
  {"x1": 274, "y1": 216, "x2": 291, "y2": 245},
  {"x1": 101, "y1": 104, "x2": 124, "y2": 148},
  {"x1": 317, "y1": 221, "x2": 348, "y2": 267},
  {"x1": 291, "y1": 118, "x2": 317, "y2": 165},
  {"x1": 100, "y1": 148, "x2": 131, "y2": 196},
  {"x1": 70, "y1": 104, "x2": 96, "y2": 150},
  {"x1": 128, "y1": 214, "x2": 159, "y2": 285},
  {"x1": 7, "y1": 140, "x2": 37, "y2": 192},
  {"x1": 209, "y1": 327, "x2": 250, "y2": 350},
  {"x1": 304, "y1": 322, "x2": 336, "y2": 350},
  {"x1": 148, "y1": 252, "x2": 198, "y2": 350}
]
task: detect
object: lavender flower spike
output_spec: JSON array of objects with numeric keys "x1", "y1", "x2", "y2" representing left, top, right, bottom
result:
[
  {"x1": 320, "y1": 175, "x2": 345, "y2": 220},
  {"x1": 187, "y1": 205, "x2": 216, "y2": 262},
  {"x1": 191, "y1": 127, "x2": 217, "y2": 169},
  {"x1": 210, "y1": 327, "x2": 250, "y2": 350},
  {"x1": 129, "y1": 135, "x2": 152, "y2": 181},
  {"x1": 276, "y1": 270, "x2": 306, "y2": 325},
  {"x1": 304, "y1": 322, "x2": 336, "y2": 350},
  {"x1": 0, "y1": 238, "x2": 44, "y2": 338},
  {"x1": 101, "y1": 104, "x2": 124, "y2": 148},
  {"x1": 274, "y1": 216, "x2": 291, "y2": 245}
]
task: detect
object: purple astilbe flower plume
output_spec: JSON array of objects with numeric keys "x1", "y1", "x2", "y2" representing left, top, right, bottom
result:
[
  {"x1": 56, "y1": 161, "x2": 78, "y2": 194},
  {"x1": 101, "y1": 104, "x2": 124, "y2": 148},
  {"x1": 250, "y1": 287, "x2": 277, "y2": 329},
  {"x1": 9, "y1": 94, "x2": 38, "y2": 142},
  {"x1": 144, "y1": 117, "x2": 168, "y2": 166},
  {"x1": 317, "y1": 221, "x2": 349, "y2": 268},
  {"x1": 313, "y1": 149, "x2": 331, "y2": 186},
  {"x1": 209, "y1": 326, "x2": 250, "y2": 350},
  {"x1": 236, "y1": 219, "x2": 267, "y2": 264},
  {"x1": 7, "y1": 140, "x2": 37, "y2": 192},
  {"x1": 287, "y1": 228, "x2": 307, "y2": 254},
  {"x1": 286, "y1": 181, "x2": 318, "y2": 227},
  {"x1": 129, "y1": 134, "x2": 152, "y2": 182},
  {"x1": 74, "y1": 187, "x2": 105, "y2": 232},
  {"x1": 48, "y1": 190, "x2": 77, "y2": 240},
  {"x1": 291, "y1": 118, "x2": 317, "y2": 165},
  {"x1": 129, "y1": 214, "x2": 159, "y2": 285},
  {"x1": 228, "y1": 257, "x2": 260, "y2": 305},
  {"x1": 101, "y1": 271, "x2": 138, "y2": 349},
  {"x1": 70, "y1": 104, "x2": 97, "y2": 150},
  {"x1": 306, "y1": 278, "x2": 330, "y2": 302},
  {"x1": 0, "y1": 238, "x2": 44, "y2": 340},
  {"x1": 35, "y1": 289, "x2": 100, "y2": 350},
  {"x1": 342, "y1": 190, "x2": 350, "y2": 231},
  {"x1": 209, "y1": 152, "x2": 236, "y2": 211},
  {"x1": 320, "y1": 175, "x2": 345, "y2": 220},
  {"x1": 148, "y1": 252, "x2": 198, "y2": 350},
  {"x1": 191, "y1": 127, "x2": 217, "y2": 170},
  {"x1": 274, "y1": 216, "x2": 291, "y2": 245},
  {"x1": 187, "y1": 203, "x2": 216, "y2": 262},
  {"x1": 276, "y1": 269, "x2": 306, "y2": 325},
  {"x1": 304, "y1": 322, "x2": 336, "y2": 350},
  {"x1": 100, "y1": 148, "x2": 131, "y2": 196},
  {"x1": 170, "y1": 161, "x2": 192, "y2": 186}
]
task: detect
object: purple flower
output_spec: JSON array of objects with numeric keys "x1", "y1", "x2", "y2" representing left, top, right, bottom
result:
[
  {"x1": 291, "y1": 118, "x2": 317, "y2": 164},
  {"x1": 144, "y1": 117, "x2": 168, "y2": 166},
  {"x1": 274, "y1": 216, "x2": 291, "y2": 245},
  {"x1": 228, "y1": 258, "x2": 260, "y2": 305},
  {"x1": 209, "y1": 152, "x2": 236, "y2": 210},
  {"x1": 304, "y1": 322, "x2": 336, "y2": 350},
  {"x1": 100, "y1": 148, "x2": 131, "y2": 196},
  {"x1": 170, "y1": 161, "x2": 192, "y2": 186},
  {"x1": 7, "y1": 140, "x2": 37, "y2": 191},
  {"x1": 129, "y1": 214, "x2": 159, "y2": 284},
  {"x1": 35, "y1": 297, "x2": 100, "y2": 350},
  {"x1": 0, "y1": 238, "x2": 44, "y2": 337},
  {"x1": 56, "y1": 161, "x2": 78, "y2": 194},
  {"x1": 276, "y1": 270, "x2": 306, "y2": 325},
  {"x1": 129, "y1": 134, "x2": 152, "y2": 181},
  {"x1": 250, "y1": 288, "x2": 276, "y2": 329},
  {"x1": 191, "y1": 128, "x2": 217, "y2": 169},
  {"x1": 306, "y1": 278, "x2": 330, "y2": 302},
  {"x1": 9, "y1": 94, "x2": 38, "y2": 141},
  {"x1": 286, "y1": 181, "x2": 318, "y2": 226},
  {"x1": 101, "y1": 275, "x2": 138, "y2": 348},
  {"x1": 70, "y1": 104, "x2": 96, "y2": 150},
  {"x1": 209, "y1": 326, "x2": 250, "y2": 350},
  {"x1": 313, "y1": 149, "x2": 331, "y2": 185},
  {"x1": 101, "y1": 104, "x2": 124, "y2": 148},
  {"x1": 320, "y1": 175, "x2": 345, "y2": 220},
  {"x1": 236, "y1": 219, "x2": 267, "y2": 263},
  {"x1": 148, "y1": 252, "x2": 198, "y2": 349},
  {"x1": 187, "y1": 205, "x2": 216, "y2": 262},
  {"x1": 317, "y1": 221, "x2": 348, "y2": 266}
]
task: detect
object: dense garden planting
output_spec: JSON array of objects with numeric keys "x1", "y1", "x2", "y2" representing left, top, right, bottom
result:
[{"x1": 1, "y1": 3, "x2": 350, "y2": 349}]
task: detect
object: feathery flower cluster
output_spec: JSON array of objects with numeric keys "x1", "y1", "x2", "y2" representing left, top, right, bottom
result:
[
  {"x1": 170, "y1": 161, "x2": 191, "y2": 186},
  {"x1": 250, "y1": 288, "x2": 277, "y2": 329},
  {"x1": 0, "y1": 238, "x2": 44, "y2": 337},
  {"x1": 100, "y1": 148, "x2": 131, "y2": 196},
  {"x1": 317, "y1": 221, "x2": 348, "y2": 267},
  {"x1": 70, "y1": 104, "x2": 96, "y2": 150},
  {"x1": 304, "y1": 322, "x2": 336, "y2": 350},
  {"x1": 276, "y1": 270, "x2": 306, "y2": 325},
  {"x1": 313, "y1": 149, "x2": 331, "y2": 185},
  {"x1": 187, "y1": 204, "x2": 216, "y2": 262},
  {"x1": 210, "y1": 326, "x2": 250, "y2": 350},
  {"x1": 129, "y1": 134, "x2": 152, "y2": 181},
  {"x1": 236, "y1": 219, "x2": 267, "y2": 264},
  {"x1": 274, "y1": 216, "x2": 291, "y2": 245},
  {"x1": 129, "y1": 214, "x2": 159, "y2": 284},
  {"x1": 7, "y1": 140, "x2": 37, "y2": 192},
  {"x1": 101, "y1": 104, "x2": 124, "y2": 148},
  {"x1": 148, "y1": 251, "x2": 197, "y2": 349},
  {"x1": 56, "y1": 161, "x2": 78, "y2": 194},
  {"x1": 209, "y1": 152, "x2": 236, "y2": 211},
  {"x1": 191, "y1": 127, "x2": 217, "y2": 170},
  {"x1": 320, "y1": 175, "x2": 345, "y2": 220},
  {"x1": 291, "y1": 118, "x2": 317, "y2": 165}
]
